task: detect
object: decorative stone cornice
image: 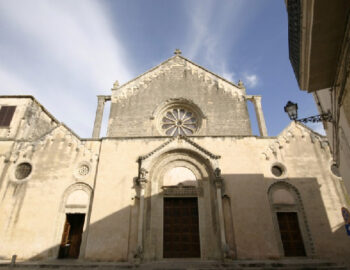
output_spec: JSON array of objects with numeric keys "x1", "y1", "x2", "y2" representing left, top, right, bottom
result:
[
  {"x1": 11, "y1": 124, "x2": 98, "y2": 164},
  {"x1": 138, "y1": 137, "x2": 176, "y2": 161},
  {"x1": 261, "y1": 121, "x2": 328, "y2": 161},
  {"x1": 138, "y1": 135, "x2": 221, "y2": 161},
  {"x1": 162, "y1": 185, "x2": 202, "y2": 197},
  {"x1": 112, "y1": 55, "x2": 245, "y2": 103}
]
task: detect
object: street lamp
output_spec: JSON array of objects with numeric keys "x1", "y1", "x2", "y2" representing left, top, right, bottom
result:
[
  {"x1": 284, "y1": 101, "x2": 333, "y2": 123},
  {"x1": 284, "y1": 101, "x2": 298, "y2": 120}
]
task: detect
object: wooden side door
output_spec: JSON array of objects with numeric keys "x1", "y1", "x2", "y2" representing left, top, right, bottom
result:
[
  {"x1": 58, "y1": 214, "x2": 85, "y2": 259},
  {"x1": 277, "y1": 212, "x2": 306, "y2": 257},
  {"x1": 58, "y1": 218, "x2": 71, "y2": 258}
]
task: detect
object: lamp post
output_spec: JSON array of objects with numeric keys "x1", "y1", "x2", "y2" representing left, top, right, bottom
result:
[{"x1": 284, "y1": 101, "x2": 333, "y2": 123}]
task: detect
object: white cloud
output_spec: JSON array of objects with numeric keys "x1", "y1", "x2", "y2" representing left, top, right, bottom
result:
[
  {"x1": 0, "y1": 0, "x2": 133, "y2": 137},
  {"x1": 184, "y1": 1, "x2": 262, "y2": 71},
  {"x1": 244, "y1": 74, "x2": 259, "y2": 88},
  {"x1": 0, "y1": 67, "x2": 31, "y2": 93}
]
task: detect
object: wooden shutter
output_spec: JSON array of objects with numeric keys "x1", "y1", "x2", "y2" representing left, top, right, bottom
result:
[{"x1": 0, "y1": 106, "x2": 16, "y2": 126}]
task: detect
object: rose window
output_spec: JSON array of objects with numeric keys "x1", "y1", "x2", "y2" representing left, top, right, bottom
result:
[
  {"x1": 161, "y1": 108, "x2": 198, "y2": 136},
  {"x1": 78, "y1": 165, "x2": 90, "y2": 176}
]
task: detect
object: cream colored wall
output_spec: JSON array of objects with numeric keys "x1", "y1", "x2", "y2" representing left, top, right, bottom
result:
[
  {"x1": 0, "y1": 98, "x2": 32, "y2": 139},
  {"x1": 0, "y1": 125, "x2": 100, "y2": 260},
  {"x1": 0, "y1": 97, "x2": 58, "y2": 141},
  {"x1": 314, "y1": 89, "x2": 350, "y2": 196},
  {"x1": 85, "y1": 122, "x2": 349, "y2": 264},
  {"x1": 0, "y1": 96, "x2": 348, "y2": 266}
]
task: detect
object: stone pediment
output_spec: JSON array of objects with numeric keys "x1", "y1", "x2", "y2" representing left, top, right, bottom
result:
[
  {"x1": 139, "y1": 135, "x2": 221, "y2": 162},
  {"x1": 261, "y1": 121, "x2": 328, "y2": 161},
  {"x1": 9, "y1": 124, "x2": 99, "y2": 164},
  {"x1": 112, "y1": 54, "x2": 246, "y2": 102}
]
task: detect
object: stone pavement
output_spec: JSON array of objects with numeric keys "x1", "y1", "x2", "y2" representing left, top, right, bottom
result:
[{"x1": 0, "y1": 259, "x2": 347, "y2": 270}]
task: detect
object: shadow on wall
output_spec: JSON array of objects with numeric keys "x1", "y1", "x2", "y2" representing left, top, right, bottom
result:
[{"x1": 3, "y1": 174, "x2": 350, "y2": 266}]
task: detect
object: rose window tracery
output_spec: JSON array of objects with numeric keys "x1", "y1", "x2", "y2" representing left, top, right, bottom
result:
[
  {"x1": 161, "y1": 108, "x2": 198, "y2": 136},
  {"x1": 78, "y1": 165, "x2": 90, "y2": 176}
]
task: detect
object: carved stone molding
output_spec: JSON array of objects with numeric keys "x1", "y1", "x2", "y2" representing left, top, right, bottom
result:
[
  {"x1": 112, "y1": 55, "x2": 245, "y2": 103},
  {"x1": 139, "y1": 135, "x2": 221, "y2": 163},
  {"x1": 162, "y1": 185, "x2": 203, "y2": 197}
]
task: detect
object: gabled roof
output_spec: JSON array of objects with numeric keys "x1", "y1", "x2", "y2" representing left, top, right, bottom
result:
[{"x1": 112, "y1": 53, "x2": 246, "y2": 102}]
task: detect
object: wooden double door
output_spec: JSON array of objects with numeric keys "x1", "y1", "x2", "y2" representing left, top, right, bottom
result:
[
  {"x1": 163, "y1": 197, "x2": 200, "y2": 258},
  {"x1": 58, "y1": 213, "x2": 85, "y2": 259}
]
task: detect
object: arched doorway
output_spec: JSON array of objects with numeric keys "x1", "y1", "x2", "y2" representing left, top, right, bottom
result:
[
  {"x1": 162, "y1": 166, "x2": 200, "y2": 258},
  {"x1": 57, "y1": 183, "x2": 92, "y2": 259},
  {"x1": 141, "y1": 149, "x2": 222, "y2": 260},
  {"x1": 268, "y1": 182, "x2": 313, "y2": 257}
]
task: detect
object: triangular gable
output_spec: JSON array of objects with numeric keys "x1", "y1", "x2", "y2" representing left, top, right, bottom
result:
[
  {"x1": 10, "y1": 123, "x2": 98, "y2": 164},
  {"x1": 139, "y1": 135, "x2": 221, "y2": 162},
  {"x1": 261, "y1": 121, "x2": 328, "y2": 161},
  {"x1": 112, "y1": 54, "x2": 246, "y2": 102}
]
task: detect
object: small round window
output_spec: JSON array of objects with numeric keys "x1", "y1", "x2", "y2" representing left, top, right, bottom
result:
[
  {"x1": 271, "y1": 165, "x2": 284, "y2": 177},
  {"x1": 331, "y1": 164, "x2": 341, "y2": 177},
  {"x1": 15, "y1": 162, "x2": 32, "y2": 180},
  {"x1": 161, "y1": 108, "x2": 198, "y2": 136}
]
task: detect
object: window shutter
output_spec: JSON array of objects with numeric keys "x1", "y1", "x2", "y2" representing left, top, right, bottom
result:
[{"x1": 0, "y1": 106, "x2": 16, "y2": 126}]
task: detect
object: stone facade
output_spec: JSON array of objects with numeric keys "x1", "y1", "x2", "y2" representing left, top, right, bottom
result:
[{"x1": 0, "y1": 53, "x2": 349, "y2": 266}]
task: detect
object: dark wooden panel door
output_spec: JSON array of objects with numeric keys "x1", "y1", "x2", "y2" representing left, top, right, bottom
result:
[
  {"x1": 58, "y1": 214, "x2": 85, "y2": 259},
  {"x1": 163, "y1": 198, "x2": 200, "y2": 258},
  {"x1": 277, "y1": 212, "x2": 306, "y2": 257}
]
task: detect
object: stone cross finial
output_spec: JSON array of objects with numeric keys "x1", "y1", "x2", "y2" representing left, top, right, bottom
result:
[
  {"x1": 113, "y1": 80, "x2": 119, "y2": 89},
  {"x1": 237, "y1": 80, "x2": 244, "y2": 88},
  {"x1": 174, "y1": 49, "x2": 182, "y2": 55}
]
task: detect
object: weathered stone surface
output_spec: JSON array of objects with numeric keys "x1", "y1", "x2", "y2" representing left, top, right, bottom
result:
[{"x1": 0, "y1": 55, "x2": 349, "y2": 268}]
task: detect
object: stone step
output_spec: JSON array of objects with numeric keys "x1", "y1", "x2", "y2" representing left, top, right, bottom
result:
[{"x1": 0, "y1": 259, "x2": 347, "y2": 270}]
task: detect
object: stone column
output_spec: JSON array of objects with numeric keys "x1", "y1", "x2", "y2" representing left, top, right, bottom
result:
[
  {"x1": 92, "y1": 96, "x2": 110, "y2": 138},
  {"x1": 214, "y1": 168, "x2": 228, "y2": 259},
  {"x1": 136, "y1": 168, "x2": 148, "y2": 261},
  {"x1": 252, "y1": 96, "x2": 268, "y2": 137}
]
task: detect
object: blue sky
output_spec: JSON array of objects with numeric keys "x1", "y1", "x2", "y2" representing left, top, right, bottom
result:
[{"x1": 0, "y1": 0, "x2": 323, "y2": 137}]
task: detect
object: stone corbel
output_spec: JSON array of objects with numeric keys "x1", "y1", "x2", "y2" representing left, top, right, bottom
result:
[
  {"x1": 214, "y1": 168, "x2": 224, "y2": 189},
  {"x1": 137, "y1": 168, "x2": 148, "y2": 188}
]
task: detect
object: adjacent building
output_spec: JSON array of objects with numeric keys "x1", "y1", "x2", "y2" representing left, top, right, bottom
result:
[{"x1": 286, "y1": 0, "x2": 350, "y2": 195}]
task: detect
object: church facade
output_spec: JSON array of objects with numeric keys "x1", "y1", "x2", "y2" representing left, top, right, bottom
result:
[{"x1": 0, "y1": 52, "x2": 349, "y2": 265}]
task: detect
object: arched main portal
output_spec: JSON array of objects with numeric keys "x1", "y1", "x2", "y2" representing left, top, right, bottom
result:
[{"x1": 141, "y1": 149, "x2": 222, "y2": 260}]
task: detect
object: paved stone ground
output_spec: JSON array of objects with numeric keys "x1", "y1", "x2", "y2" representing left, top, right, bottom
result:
[{"x1": 0, "y1": 259, "x2": 347, "y2": 270}]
